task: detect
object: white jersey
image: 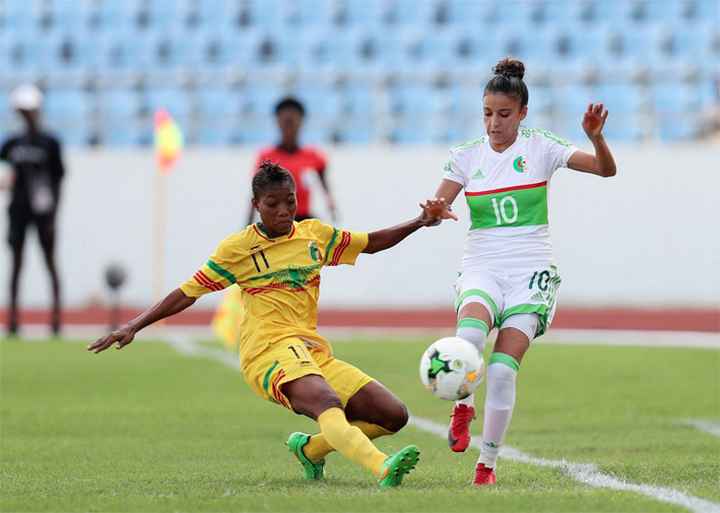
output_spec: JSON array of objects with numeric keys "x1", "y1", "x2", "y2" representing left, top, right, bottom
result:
[{"x1": 443, "y1": 127, "x2": 578, "y2": 270}]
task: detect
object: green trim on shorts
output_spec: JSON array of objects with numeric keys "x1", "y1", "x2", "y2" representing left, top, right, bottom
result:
[
  {"x1": 489, "y1": 352, "x2": 520, "y2": 371},
  {"x1": 454, "y1": 289, "x2": 499, "y2": 320},
  {"x1": 262, "y1": 361, "x2": 280, "y2": 394},
  {"x1": 457, "y1": 317, "x2": 490, "y2": 335},
  {"x1": 500, "y1": 304, "x2": 549, "y2": 337}
]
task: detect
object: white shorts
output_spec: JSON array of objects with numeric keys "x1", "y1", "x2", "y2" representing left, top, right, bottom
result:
[{"x1": 454, "y1": 264, "x2": 561, "y2": 339}]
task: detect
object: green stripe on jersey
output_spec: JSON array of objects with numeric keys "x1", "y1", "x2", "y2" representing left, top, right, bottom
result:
[
  {"x1": 324, "y1": 229, "x2": 340, "y2": 263},
  {"x1": 262, "y1": 361, "x2": 280, "y2": 393},
  {"x1": 207, "y1": 260, "x2": 237, "y2": 283},
  {"x1": 466, "y1": 182, "x2": 548, "y2": 230}
]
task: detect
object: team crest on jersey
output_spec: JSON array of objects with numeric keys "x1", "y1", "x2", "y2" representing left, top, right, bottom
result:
[
  {"x1": 308, "y1": 241, "x2": 321, "y2": 262},
  {"x1": 513, "y1": 156, "x2": 527, "y2": 173}
]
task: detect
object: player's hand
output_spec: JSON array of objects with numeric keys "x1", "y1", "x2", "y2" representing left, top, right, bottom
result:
[
  {"x1": 582, "y1": 103, "x2": 609, "y2": 140},
  {"x1": 419, "y1": 197, "x2": 458, "y2": 226},
  {"x1": 87, "y1": 325, "x2": 136, "y2": 354}
]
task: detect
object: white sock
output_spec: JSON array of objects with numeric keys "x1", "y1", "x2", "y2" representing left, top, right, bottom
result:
[
  {"x1": 478, "y1": 355, "x2": 519, "y2": 468},
  {"x1": 456, "y1": 393, "x2": 475, "y2": 407},
  {"x1": 453, "y1": 323, "x2": 488, "y2": 410}
]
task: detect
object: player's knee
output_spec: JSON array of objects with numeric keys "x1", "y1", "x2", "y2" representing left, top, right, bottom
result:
[
  {"x1": 311, "y1": 389, "x2": 343, "y2": 416},
  {"x1": 456, "y1": 317, "x2": 489, "y2": 353},
  {"x1": 384, "y1": 401, "x2": 409, "y2": 433}
]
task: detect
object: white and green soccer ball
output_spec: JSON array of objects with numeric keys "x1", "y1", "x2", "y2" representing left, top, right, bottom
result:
[{"x1": 419, "y1": 337, "x2": 484, "y2": 401}]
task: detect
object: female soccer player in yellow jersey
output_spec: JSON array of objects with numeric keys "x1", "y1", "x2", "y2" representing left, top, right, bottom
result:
[
  {"x1": 429, "y1": 58, "x2": 617, "y2": 486},
  {"x1": 88, "y1": 161, "x2": 456, "y2": 489}
]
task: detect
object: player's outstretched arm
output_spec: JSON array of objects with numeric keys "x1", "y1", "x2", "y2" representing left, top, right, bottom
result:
[
  {"x1": 87, "y1": 288, "x2": 196, "y2": 354},
  {"x1": 567, "y1": 103, "x2": 617, "y2": 177},
  {"x1": 363, "y1": 198, "x2": 458, "y2": 254}
]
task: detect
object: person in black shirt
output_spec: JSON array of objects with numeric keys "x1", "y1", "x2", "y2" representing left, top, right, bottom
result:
[{"x1": 1, "y1": 85, "x2": 65, "y2": 336}]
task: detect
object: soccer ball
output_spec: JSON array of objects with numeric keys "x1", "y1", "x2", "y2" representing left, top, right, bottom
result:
[{"x1": 419, "y1": 337, "x2": 484, "y2": 401}]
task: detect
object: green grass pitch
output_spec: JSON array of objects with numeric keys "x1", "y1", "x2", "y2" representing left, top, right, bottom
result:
[{"x1": 1, "y1": 337, "x2": 718, "y2": 512}]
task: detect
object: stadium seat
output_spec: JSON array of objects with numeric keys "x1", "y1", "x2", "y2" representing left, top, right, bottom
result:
[
  {"x1": 194, "y1": 121, "x2": 234, "y2": 146},
  {"x1": 0, "y1": 0, "x2": 709, "y2": 146},
  {"x1": 652, "y1": 84, "x2": 700, "y2": 114},
  {"x1": 335, "y1": 116, "x2": 373, "y2": 144},
  {"x1": 293, "y1": 86, "x2": 341, "y2": 119},
  {"x1": 595, "y1": 83, "x2": 646, "y2": 116},
  {"x1": 241, "y1": 84, "x2": 286, "y2": 117},
  {"x1": 657, "y1": 114, "x2": 698, "y2": 141},
  {"x1": 143, "y1": 87, "x2": 193, "y2": 126},
  {"x1": 98, "y1": 90, "x2": 143, "y2": 121},
  {"x1": 232, "y1": 116, "x2": 276, "y2": 144}
]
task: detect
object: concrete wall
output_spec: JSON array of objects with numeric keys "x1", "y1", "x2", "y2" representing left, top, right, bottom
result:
[{"x1": 1, "y1": 143, "x2": 718, "y2": 309}]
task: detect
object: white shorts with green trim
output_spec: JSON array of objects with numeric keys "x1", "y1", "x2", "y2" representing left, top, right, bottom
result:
[{"x1": 454, "y1": 264, "x2": 561, "y2": 339}]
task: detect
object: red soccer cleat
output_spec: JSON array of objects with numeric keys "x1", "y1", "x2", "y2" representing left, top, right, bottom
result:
[
  {"x1": 473, "y1": 463, "x2": 497, "y2": 486},
  {"x1": 448, "y1": 404, "x2": 475, "y2": 452}
]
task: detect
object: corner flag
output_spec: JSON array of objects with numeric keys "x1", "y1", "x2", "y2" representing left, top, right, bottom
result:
[{"x1": 154, "y1": 109, "x2": 183, "y2": 173}]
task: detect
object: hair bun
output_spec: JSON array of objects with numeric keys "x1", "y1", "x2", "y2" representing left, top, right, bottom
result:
[{"x1": 493, "y1": 58, "x2": 525, "y2": 80}]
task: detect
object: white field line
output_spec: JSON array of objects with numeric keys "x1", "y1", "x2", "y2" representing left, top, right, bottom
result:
[
  {"x1": 679, "y1": 419, "x2": 720, "y2": 438},
  {"x1": 410, "y1": 417, "x2": 720, "y2": 513},
  {"x1": 164, "y1": 336, "x2": 720, "y2": 513},
  {"x1": 12, "y1": 325, "x2": 720, "y2": 349}
]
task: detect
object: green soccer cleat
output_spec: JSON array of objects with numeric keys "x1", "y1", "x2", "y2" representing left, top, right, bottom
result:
[
  {"x1": 286, "y1": 432, "x2": 325, "y2": 481},
  {"x1": 378, "y1": 445, "x2": 420, "y2": 489}
]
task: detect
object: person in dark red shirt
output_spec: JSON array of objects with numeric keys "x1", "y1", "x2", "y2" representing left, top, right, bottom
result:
[
  {"x1": 1, "y1": 85, "x2": 65, "y2": 336},
  {"x1": 246, "y1": 97, "x2": 337, "y2": 225}
]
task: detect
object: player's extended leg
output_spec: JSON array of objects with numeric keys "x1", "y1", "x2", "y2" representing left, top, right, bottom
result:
[
  {"x1": 297, "y1": 380, "x2": 409, "y2": 463},
  {"x1": 474, "y1": 313, "x2": 536, "y2": 486},
  {"x1": 449, "y1": 301, "x2": 493, "y2": 452},
  {"x1": 283, "y1": 375, "x2": 419, "y2": 488},
  {"x1": 36, "y1": 214, "x2": 61, "y2": 336}
]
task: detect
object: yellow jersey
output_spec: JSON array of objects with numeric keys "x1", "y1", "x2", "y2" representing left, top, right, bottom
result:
[{"x1": 180, "y1": 219, "x2": 368, "y2": 363}]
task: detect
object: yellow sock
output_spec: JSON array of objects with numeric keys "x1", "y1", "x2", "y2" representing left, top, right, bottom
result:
[
  {"x1": 303, "y1": 420, "x2": 393, "y2": 462},
  {"x1": 317, "y1": 408, "x2": 387, "y2": 476}
]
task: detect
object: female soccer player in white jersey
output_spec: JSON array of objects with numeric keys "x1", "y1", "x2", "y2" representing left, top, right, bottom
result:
[{"x1": 432, "y1": 58, "x2": 617, "y2": 486}]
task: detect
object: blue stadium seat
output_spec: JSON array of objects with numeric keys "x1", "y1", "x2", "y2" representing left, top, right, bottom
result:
[
  {"x1": 389, "y1": 84, "x2": 448, "y2": 117},
  {"x1": 596, "y1": 83, "x2": 646, "y2": 115},
  {"x1": 340, "y1": 85, "x2": 373, "y2": 117},
  {"x1": 43, "y1": 89, "x2": 92, "y2": 146},
  {"x1": 697, "y1": 80, "x2": 719, "y2": 108},
  {"x1": 143, "y1": 87, "x2": 192, "y2": 126},
  {"x1": 195, "y1": 121, "x2": 234, "y2": 146},
  {"x1": 652, "y1": 84, "x2": 700, "y2": 114},
  {"x1": 98, "y1": 90, "x2": 143, "y2": 121},
  {"x1": 339, "y1": 0, "x2": 390, "y2": 28},
  {"x1": 2, "y1": 36, "x2": 41, "y2": 73},
  {"x1": 657, "y1": 115, "x2": 698, "y2": 141},
  {"x1": 444, "y1": 0, "x2": 489, "y2": 26},
  {"x1": 0, "y1": 0, "x2": 708, "y2": 146},
  {"x1": 241, "y1": 84, "x2": 286, "y2": 117},
  {"x1": 44, "y1": 89, "x2": 91, "y2": 118},
  {"x1": 288, "y1": 0, "x2": 334, "y2": 27},
  {"x1": 293, "y1": 86, "x2": 341, "y2": 119},
  {"x1": 195, "y1": 88, "x2": 232, "y2": 119},
  {"x1": 191, "y1": 0, "x2": 231, "y2": 30},
  {"x1": 232, "y1": 116, "x2": 276, "y2": 144},
  {"x1": 251, "y1": 0, "x2": 286, "y2": 27},
  {"x1": 390, "y1": 114, "x2": 445, "y2": 144},
  {"x1": 37, "y1": 33, "x2": 91, "y2": 72}
]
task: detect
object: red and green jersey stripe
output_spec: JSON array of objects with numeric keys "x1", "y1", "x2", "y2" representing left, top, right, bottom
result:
[{"x1": 465, "y1": 181, "x2": 548, "y2": 230}]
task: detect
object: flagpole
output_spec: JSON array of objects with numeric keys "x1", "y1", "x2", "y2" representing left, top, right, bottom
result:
[
  {"x1": 152, "y1": 109, "x2": 182, "y2": 320},
  {"x1": 153, "y1": 166, "x2": 166, "y2": 306}
]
